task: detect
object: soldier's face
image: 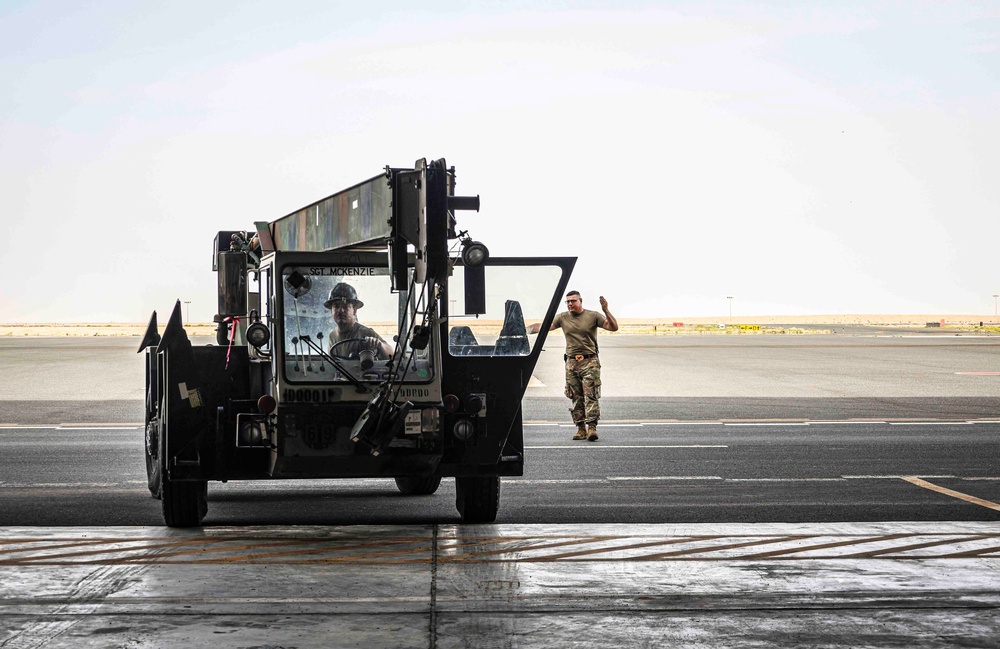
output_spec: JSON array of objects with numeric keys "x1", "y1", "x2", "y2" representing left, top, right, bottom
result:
[
  {"x1": 331, "y1": 302, "x2": 357, "y2": 327},
  {"x1": 566, "y1": 296, "x2": 583, "y2": 314}
]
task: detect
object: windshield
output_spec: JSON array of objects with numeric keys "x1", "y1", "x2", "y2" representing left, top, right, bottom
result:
[{"x1": 280, "y1": 265, "x2": 434, "y2": 384}]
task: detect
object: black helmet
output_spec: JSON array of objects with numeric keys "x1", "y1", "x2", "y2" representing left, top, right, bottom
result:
[{"x1": 323, "y1": 282, "x2": 364, "y2": 309}]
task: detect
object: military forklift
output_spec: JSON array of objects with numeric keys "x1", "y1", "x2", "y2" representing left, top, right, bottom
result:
[{"x1": 140, "y1": 158, "x2": 575, "y2": 527}]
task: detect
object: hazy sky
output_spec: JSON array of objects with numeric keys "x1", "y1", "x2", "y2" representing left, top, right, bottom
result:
[{"x1": 2, "y1": 1, "x2": 998, "y2": 322}]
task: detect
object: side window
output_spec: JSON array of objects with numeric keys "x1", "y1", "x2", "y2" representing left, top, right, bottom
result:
[{"x1": 448, "y1": 265, "x2": 562, "y2": 357}]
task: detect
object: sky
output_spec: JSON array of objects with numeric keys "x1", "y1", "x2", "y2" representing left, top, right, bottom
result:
[{"x1": 1, "y1": 0, "x2": 998, "y2": 322}]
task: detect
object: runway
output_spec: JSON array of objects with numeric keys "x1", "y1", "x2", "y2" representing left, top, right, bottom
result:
[{"x1": 1, "y1": 332, "x2": 998, "y2": 646}]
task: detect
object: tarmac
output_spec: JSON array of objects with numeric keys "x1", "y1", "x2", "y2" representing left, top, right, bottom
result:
[{"x1": 1, "y1": 522, "x2": 998, "y2": 648}]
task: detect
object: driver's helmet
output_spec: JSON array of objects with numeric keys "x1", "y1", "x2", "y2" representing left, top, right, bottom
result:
[{"x1": 323, "y1": 282, "x2": 364, "y2": 309}]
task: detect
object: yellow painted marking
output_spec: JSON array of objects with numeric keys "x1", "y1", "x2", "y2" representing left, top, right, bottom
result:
[
  {"x1": 440, "y1": 536, "x2": 623, "y2": 562},
  {"x1": 200, "y1": 538, "x2": 433, "y2": 564},
  {"x1": 0, "y1": 538, "x2": 138, "y2": 556},
  {"x1": 512, "y1": 536, "x2": 721, "y2": 562},
  {"x1": 2, "y1": 533, "x2": 999, "y2": 565},
  {"x1": 0, "y1": 537, "x2": 267, "y2": 564},
  {"x1": 937, "y1": 545, "x2": 1000, "y2": 558},
  {"x1": 844, "y1": 534, "x2": 997, "y2": 558},
  {"x1": 635, "y1": 535, "x2": 810, "y2": 560},
  {"x1": 115, "y1": 539, "x2": 329, "y2": 564},
  {"x1": 738, "y1": 533, "x2": 913, "y2": 559},
  {"x1": 903, "y1": 477, "x2": 1000, "y2": 511}
]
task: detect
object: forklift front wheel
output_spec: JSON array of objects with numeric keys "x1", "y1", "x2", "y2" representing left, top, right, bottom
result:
[
  {"x1": 455, "y1": 475, "x2": 500, "y2": 523},
  {"x1": 395, "y1": 475, "x2": 442, "y2": 495},
  {"x1": 161, "y1": 476, "x2": 208, "y2": 528}
]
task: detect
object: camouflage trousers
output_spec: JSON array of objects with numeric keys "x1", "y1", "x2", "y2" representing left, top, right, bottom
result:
[{"x1": 565, "y1": 356, "x2": 602, "y2": 425}]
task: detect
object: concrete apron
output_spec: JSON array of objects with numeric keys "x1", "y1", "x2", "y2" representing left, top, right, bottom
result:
[{"x1": 0, "y1": 522, "x2": 998, "y2": 648}]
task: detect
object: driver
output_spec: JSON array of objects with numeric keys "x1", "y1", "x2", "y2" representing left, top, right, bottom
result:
[{"x1": 325, "y1": 283, "x2": 394, "y2": 360}]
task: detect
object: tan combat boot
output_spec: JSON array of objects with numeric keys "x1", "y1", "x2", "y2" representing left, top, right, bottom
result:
[
  {"x1": 573, "y1": 424, "x2": 588, "y2": 440},
  {"x1": 587, "y1": 424, "x2": 599, "y2": 442}
]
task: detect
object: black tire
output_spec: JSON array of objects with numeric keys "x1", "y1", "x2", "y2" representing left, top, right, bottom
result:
[
  {"x1": 161, "y1": 476, "x2": 208, "y2": 528},
  {"x1": 395, "y1": 475, "x2": 442, "y2": 495},
  {"x1": 455, "y1": 475, "x2": 500, "y2": 523},
  {"x1": 158, "y1": 415, "x2": 208, "y2": 528},
  {"x1": 144, "y1": 419, "x2": 162, "y2": 499}
]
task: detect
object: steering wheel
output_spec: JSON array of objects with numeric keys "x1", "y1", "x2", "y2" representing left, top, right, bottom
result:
[{"x1": 329, "y1": 337, "x2": 375, "y2": 360}]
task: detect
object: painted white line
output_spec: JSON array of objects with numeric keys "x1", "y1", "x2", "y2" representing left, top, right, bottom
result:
[
  {"x1": 557, "y1": 423, "x2": 643, "y2": 428},
  {"x1": 0, "y1": 426, "x2": 140, "y2": 430},
  {"x1": 807, "y1": 421, "x2": 887, "y2": 425},
  {"x1": 508, "y1": 479, "x2": 607, "y2": 484},
  {"x1": 524, "y1": 445, "x2": 728, "y2": 450},
  {"x1": 887, "y1": 422, "x2": 972, "y2": 426},
  {"x1": 842, "y1": 474, "x2": 957, "y2": 479},
  {"x1": 521, "y1": 420, "x2": 993, "y2": 427},
  {"x1": 608, "y1": 476, "x2": 723, "y2": 481},
  {"x1": 57, "y1": 426, "x2": 141, "y2": 430},
  {"x1": 727, "y1": 478, "x2": 846, "y2": 482},
  {"x1": 7, "y1": 482, "x2": 121, "y2": 488},
  {"x1": 724, "y1": 422, "x2": 809, "y2": 427},
  {"x1": 9, "y1": 418, "x2": 998, "y2": 428},
  {"x1": 638, "y1": 422, "x2": 726, "y2": 426},
  {"x1": 5, "y1": 475, "x2": 995, "y2": 489}
]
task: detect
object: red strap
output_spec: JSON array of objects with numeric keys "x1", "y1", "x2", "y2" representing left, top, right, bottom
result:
[{"x1": 225, "y1": 316, "x2": 239, "y2": 369}]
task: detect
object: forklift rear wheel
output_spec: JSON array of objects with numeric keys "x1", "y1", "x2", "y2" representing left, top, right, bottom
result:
[
  {"x1": 455, "y1": 475, "x2": 500, "y2": 523},
  {"x1": 158, "y1": 421, "x2": 208, "y2": 528},
  {"x1": 144, "y1": 419, "x2": 162, "y2": 499},
  {"x1": 395, "y1": 475, "x2": 442, "y2": 495}
]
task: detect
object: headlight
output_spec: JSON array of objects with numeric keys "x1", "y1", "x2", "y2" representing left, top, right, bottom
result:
[
  {"x1": 461, "y1": 241, "x2": 489, "y2": 267},
  {"x1": 246, "y1": 322, "x2": 270, "y2": 349}
]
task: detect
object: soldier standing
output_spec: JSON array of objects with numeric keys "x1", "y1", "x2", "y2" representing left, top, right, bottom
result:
[{"x1": 528, "y1": 291, "x2": 618, "y2": 441}]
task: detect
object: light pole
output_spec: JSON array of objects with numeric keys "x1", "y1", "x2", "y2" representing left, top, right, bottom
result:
[
  {"x1": 993, "y1": 294, "x2": 998, "y2": 317},
  {"x1": 727, "y1": 296, "x2": 733, "y2": 318},
  {"x1": 184, "y1": 301, "x2": 191, "y2": 323}
]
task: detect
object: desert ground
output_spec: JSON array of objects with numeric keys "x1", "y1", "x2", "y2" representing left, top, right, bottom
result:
[{"x1": 1, "y1": 314, "x2": 997, "y2": 337}]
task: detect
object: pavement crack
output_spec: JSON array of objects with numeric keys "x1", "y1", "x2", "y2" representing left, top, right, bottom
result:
[
  {"x1": 429, "y1": 524, "x2": 438, "y2": 649},
  {"x1": 0, "y1": 561, "x2": 152, "y2": 648}
]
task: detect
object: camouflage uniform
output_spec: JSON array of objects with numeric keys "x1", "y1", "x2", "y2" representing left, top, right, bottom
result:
[
  {"x1": 552, "y1": 309, "x2": 606, "y2": 430},
  {"x1": 565, "y1": 356, "x2": 602, "y2": 424}
]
